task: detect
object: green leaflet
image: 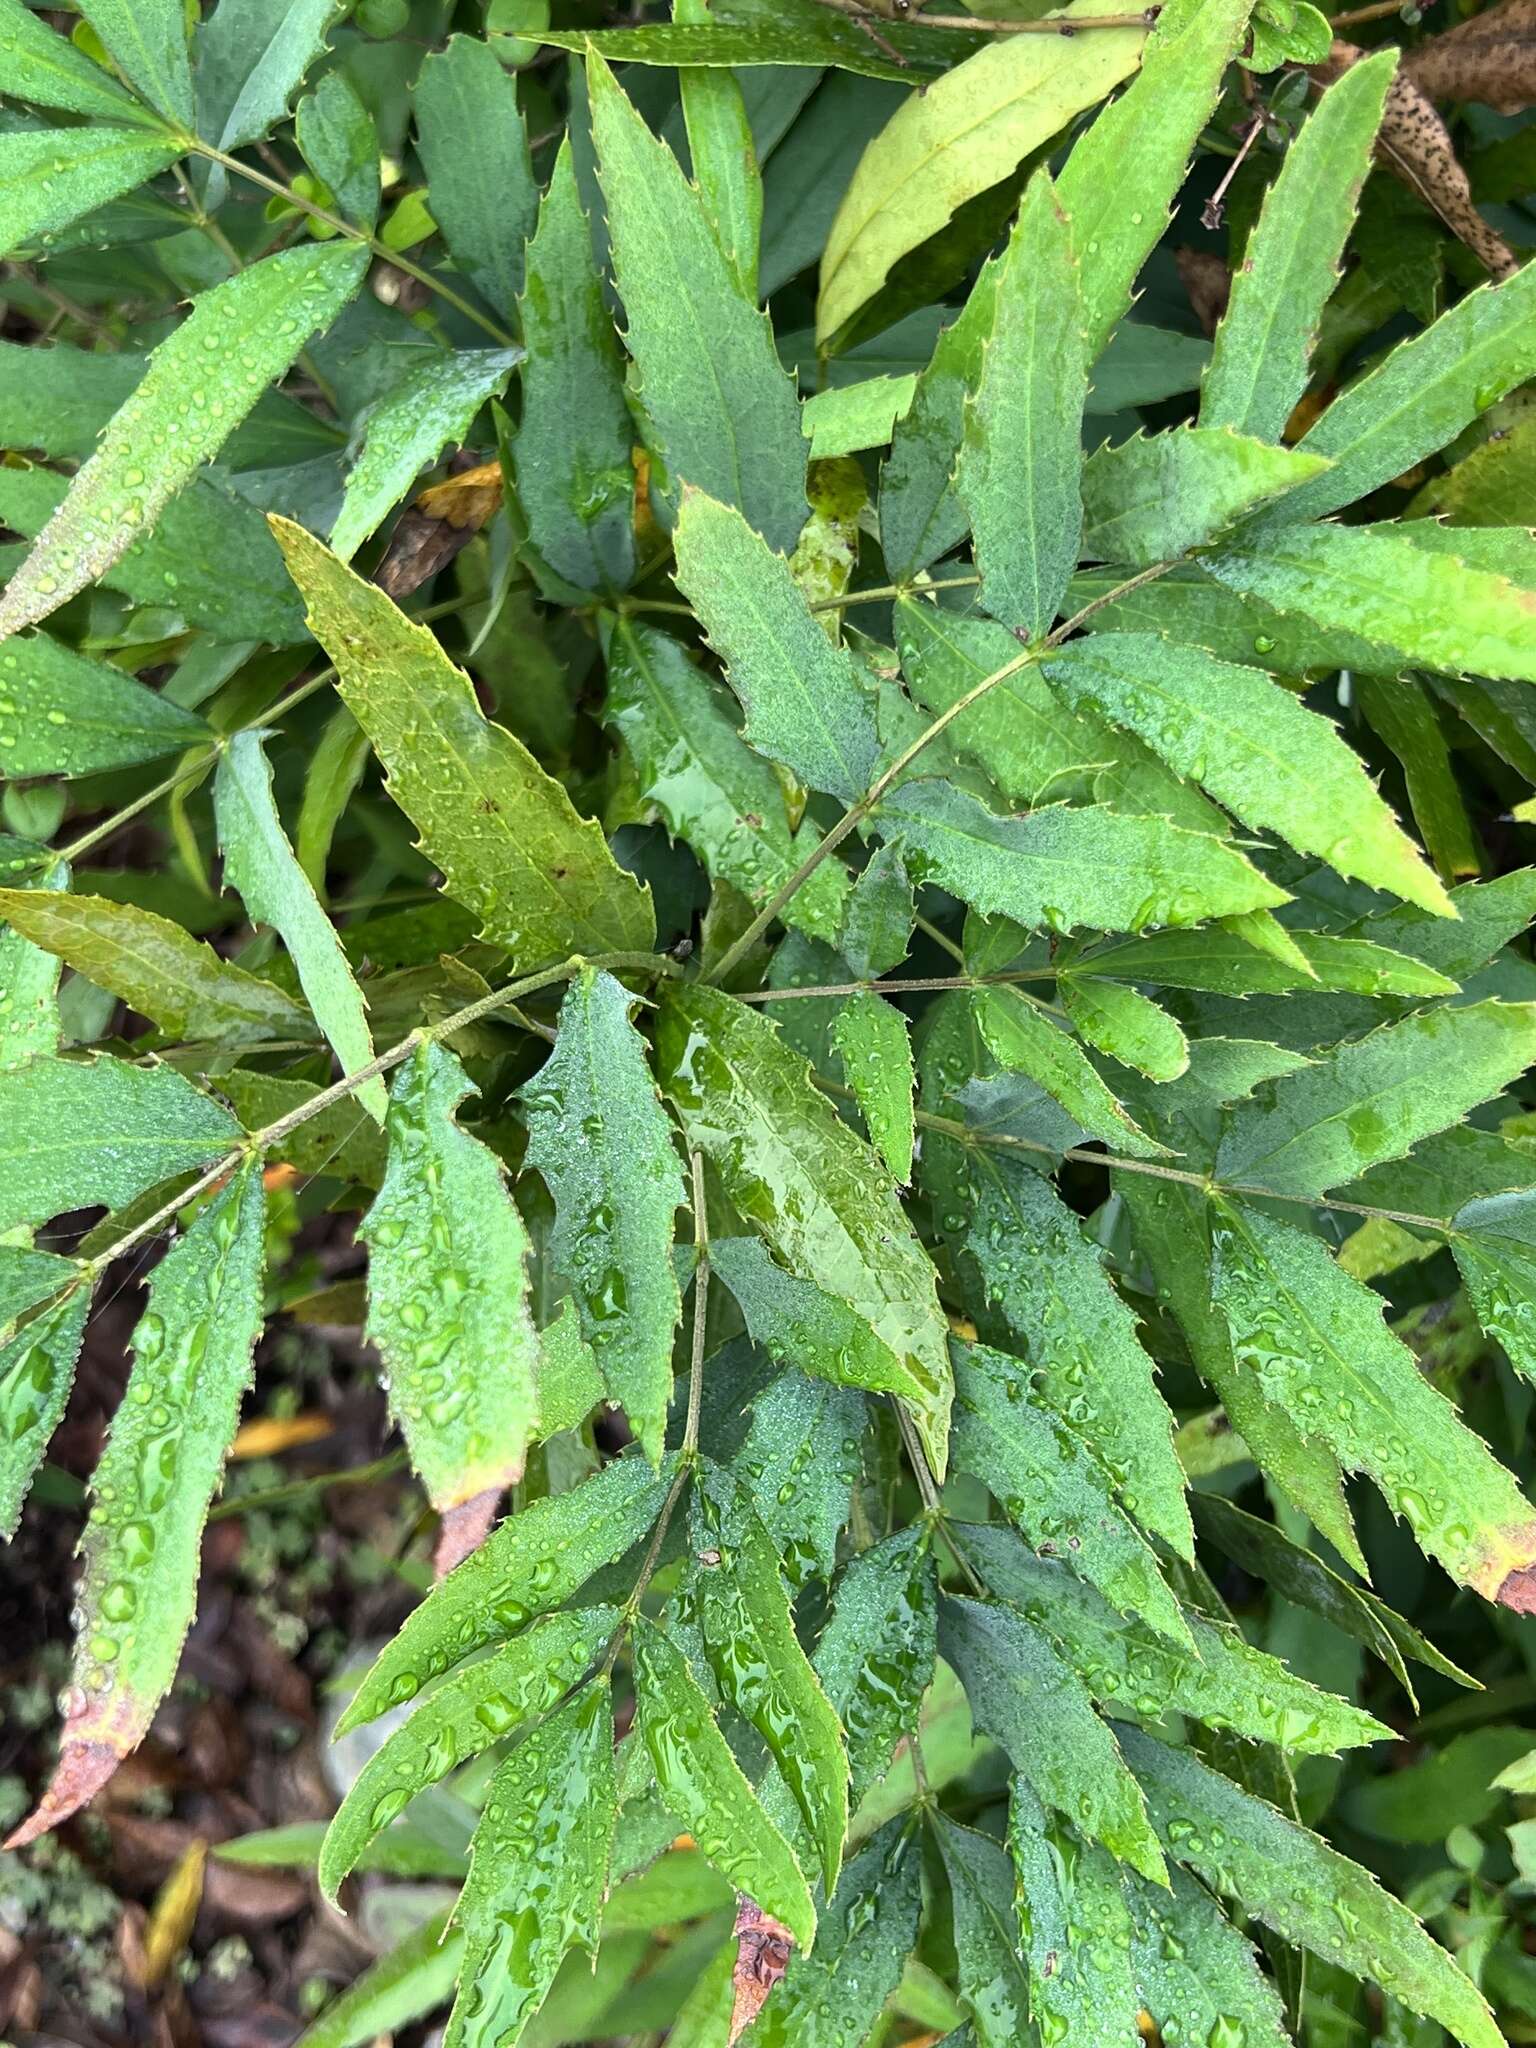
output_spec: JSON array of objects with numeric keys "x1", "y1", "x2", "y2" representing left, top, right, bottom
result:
[
  {"x1": 957, "y1": 174, "x2": 1085, "y2": 642},
  {"x1": 414, "y1": 34, "x2": 535, "y2": 324},
  {"x1": 875, "y1": 780, "x2": 1284, "y2": 935},
  {"x1": 603, "y1": 618, "x2": 848, "y2": 945},
  {"x1": 710, "y1": 1234, "x2": 948, "y2": 1477},
  {"x1": 970, "y1": 985, "x2": 1168, "y2": 1159},
  {"x1": 0, "y1": 1244, "x2": 76, "y2": 1328},
  {"x1": 1079, "y1": 429, "x2": 1329, "y2": 568},
  {"x1": 536, "y1": 1299, "x2": 606, "y2": 1437},
  {"x1": 1127, "y1": 1865, "x2": 1290, "y2": 2048},
  {"x1": 194, "y1": 0, "x2": 338, "y2": 153},
  {"x1": 1345, "y1": 867, "x2": 1536, "y2": 983},
  {"x1": 734, "y1": 1371, "x2": 864, "y2": 1589},
  {"x1": 963, "y1": 1524, "x2": 1390, "y2": 1755},
  {"x1": 1453, "y1": 1191, "x2": 1536, "y2": 1386},
  {"x1": 0, "y1": 0, "x2": 165, "y2": 122},
  {"x1": 1056, "y1": 0, "x2": 1253, "y2": 354},
  {"x1": 329, "y1": 348, "x2": 521, "y2": 564},
  {"x1": 1121, "y1": 1727, "x2": 1503, "y2": 2048},
  {"x1": 518, "y1": 967, "x2": 686, "y2": 1464},
  {"x1": 813, "y1": 1529, "x2": 935, "y2": 1811},
  {"x1": 751, "y1": 1818, "x2": 923, "y2": 2047},
  {"x1": 0, "y1": 889, "x2": 313, "y2": 1047},
  {"x1": 802, "y1": 375, "x2": 914, "y2": 461},
  {"x1": 12, "y1": 1165, "x2": 264, "y2": 1846},
  {"x1": 0, "y1": 632, "x2": 209, "y2": 778},
  {"x1": 295, "y1": 70, "x2": 379, "y2": 230},
  {"x1": 1214, "y1": 1000, "x2": 1536, "y2": 1197},
  {"x1": 219, "y1": 1070, "x2": 386, "y2": 1188},
  {"x1": 0, "y1": 1055, "x2": 238, "y2": 1232},
  {"x1": 320, "y1": 1608, "x2": 617, "y2": 1903},
  {"x1": 1081, "y1": 924, "x2": 1458, "y2": 999},
  {"x1": 1059, "y1": 975, "x2": 1188, "y2": 1083},
  {"x1": 932, "y1": 1815, "x2": 1031, "y2": 2048},
  {"x1": 951, "y1": 1340, "x2": 1190, "y2": 1646},
  {"x1": 675, "y1": 0, "x2": 761, "y2": 296},
  {"x1": 655, "y1": 984, "x2": 952, "y2": 1476},
  {"x1": 1190, "y1": 1492, "x2": 1474, "y2": 1698},
  {"x1": 361, "y1": 1040, "x2": 540, "y2": 1516},
  {"x1": 1212, "y1": 1201, "x2": 1536, "y2": 1612},
  {"x1": 833, "y1": 990, "x2": 914, "y2": 1184},
  {"x1": 840, "y1": 843, "x2": 913, "y2": 979},
  {"x1": 671, "y1": 489, "x2": 878, "y2": 801},
  {"x1": 0, "y1": 1288, "x2": 90, "y2": 1539},
  {"x1": 77, "y1": 0, "x2": 192, "y2": 126},
  {"x1": 271, "y1": 519, "x2": 654, "y2": 963},
  {"x1": 0, "y1": 245, "x2": 367, "y2": 640},
  {"x1": 1115, "y1": 1171, "x2": 1364, "y2": 1571},
  {"x1": 338, "y1": 1455, "x2": 673, "y2": 1734},
  {"x1": 896, "y1": 601, "x2": 1105, "y2": 809},
  {"x1": 632, "y1": 1615, "x2": 817, "y2": 1951},
  {"x1": 815, "y1": 0, "x2": 1148, "y2": 345},
  {"x1": 939, "y1": 1593, "x2": 1165, "y2": 1881},
  {"x1": 1200, "y1": 52, "x2": 1395, "y2": 444},
  {"x1": 1041, "y1": 633, "x2": 1452, "y2": 914},
  {"x1": 690, "y1": 1460, "x2": 850, "y2": 1893},
  {"x1": 1007, "y1": 1785, "x2": 1141, "y2": 2048},
  {"x1": 296, "y1": 705, "x2": 369, "y2": 895},
  {"x1": 1273, "y1": 253, "x2": 1536, "y2": 528},
  {"x1": 588, "y1": 54, "x2": 806, "y2": 555},
  {"x1": 1359, "y1": 672, "x2": 1480, "y2": 885},
  {"x1": 0, "y1": 464, "x2": 308, "y2": 647},
  {"x1": 515, "y1": 141, "x2": 636, "y2": 596},
  {"x1": 1204, "y1": 523, "x2": 1536, "y2": 684},
  {"x1": 0, "y1": 854, "x2": 65, "y2": 1071},
  {"x1": 214, "y1": 732, "x2": 382, "y2": 1118},
  {"x1": 0, "y1": 127, "x2": 181, "y2": 262},
  {"x1": 443, "y1": 1684, "x2": 614, "y2": 2048},
  {"x1": 535, "y1": 13, "x2": 956, "y2": 82},
  {"x1": 290, "y1": 1913, "x2": 464, "y2": 2048}
]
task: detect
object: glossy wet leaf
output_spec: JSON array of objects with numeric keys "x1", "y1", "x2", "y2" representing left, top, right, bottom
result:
[
  {"x1": 0, "y1": 1055, "x2": 238, "y2": 1232},
  {"x1": 1215, "y1": 1000, "x2": 1536, "y2": 1196},
  {"x1": 10, "y1": 1164, "x2": 264, "y2": 1846},
  {"x1": 77, "y1": 0, "x2": 192, "y2": 126},
  {"x1": 329, "y1": 348, "x2": 521, "y2": 565},
  {"x1": 839, "y1": 843, "x2": 913, "y2": 980},
  {"x1": 1059, "y1": 974, "x2": 1188, "y2": 1083},
  {"x1": 519, "y1": 967, "x2": 686, "y2": 1463},
  {"x1": 656, "y1": 984, "x2": 951, "y2": 1475},
  {"x1": 338, "y1": 1455, "x2": 670, "y2": 1733},
  {"x1": 1452, "y1": 1190, "x2": 1536, "y2": 1386},
  {"x1": 1213, "y1": 1200, "x2": 1536, "y2": 1611},
  {"x1": 1082, "y1": 923, "x2": 1458, "y2": 999},
  {"x1": 271, "y1": 518, "x2": 655, "y2": 963},
  {"x1": 215, "y1": 731, "x2": 382, "y2": 1118},
  {"x1": 415, "y1": 33, "x2": 536, "y2": 324},
  {"x1": 951, "y1": 1340, "x2": 1190, "y2": 1646},
  {"x1": 971, "y1": 985, "x2": 1167, "y2": 1160},
  {"x1": 1043, "y1": 633, "x2": 1451, "y2": 913},
  {"x1": 816, "y1": 0, "x2": 1148, "y2": 345},
  {"x1": 963, "y1": 1523, "x2": 1390, "y2": 1755},
  {"x1": 833, "y1": 991, "x2": 913, "y2": 1184},
  {"x1": 1007, "y1": 1783, "x2": 1140, "y2": 2048},
  {"x1": 295, "y1": 69, "x2": 378, "y2": 229},
  {"x1": 320, "y1": 1607, "x2": 616, "y2": 1903},
  {"x1": 1200, "y1": 51, "x2": 1396, "y2": 443},
  {"x1": 811, "y1": 1528, "x2": 935, "y2": 1811},
  {"x1": 588, "y1": 54, "x2": 806, "y2": 555},
  {"x1": 194, "y1": 0, "x2": 339, "y2": 153},
  {"x1": 957, "y1": 173, "x2": 1085, "y2": 641},
  {"x1": 939, "y1": 1593, "x2": 1164, "y2": 1881},
  {"x1": 0, "y1": 244, "x2": 367, "y2": 640},
  {"x1": 936, "y1": 1137, "x2": 1190, "y2": 1555},
  {"x1": 361, "y1": 1040, "x2": 540, "y2": 1518},
  {"x1": 603, "y1": 618, "x2": 848, "y2": 945},
  {"x1": 0, "y1": 1286, "x2": 90, "y2": 1539},
  {"x1": 0, "y1": 889, "x2": 313, "y2": 1048},
  {"x1": 443, "y1": 1683, "x2": 614, "y2": 2048},
  {"x1": 0, "y1": 632, "x2": 209, "y2": 778},
  {"x1": 515, "y1": 142, "x2": 636, "y2": 595},
  {"x1": 631, "y1": 1615, "x2": 816, "y2": 1950},
  {"x1": 1127, "y1": 1864, "x2": 1291, "y2": 2048},
  {"x1": 1121, "y1": 1727, "x2": 1503, "y2": 2048},
  {"x1": 875, "y1": 779, "x2": 1285, "y2": 936},
  {"x1": 733, "y1": 1370, "x2": 864, "y2": 1590},
  {"x1": 691, "y1": 1460, "x2": 849, "y2": 1892},
  {"x1": 1079, "y1": 429, "x2": 1328, "y2": 568},
  {"x1": 0, "y1": 127, "x2": 181, "y2": 262},
  {"x1": 0, "y1": 0, "x2": 166, "y2": 122},
  {"x1": 671, "y1": 488, "x2": 878, "y2": 802},
  {"x1": 711, "y1": 1234, "x2": 947, "y2": 1479},
  {"x1": 932, "y1": 1814, "x2": 1031, "y2": 2048}
]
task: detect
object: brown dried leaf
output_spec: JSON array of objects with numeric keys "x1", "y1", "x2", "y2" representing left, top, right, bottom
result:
[
  {"x1": 1320, "y1": 41, "x2": 1518, "y2": 278},
  {"x1": 373, "y1": 458, "x2": 504, "y2": 599},
  {"x1": 1404, "y1": 0, "x2": 1536, "y2": 113},
  {"x1": 728, "y1": 1898, "x2": 795, "y2": 2044}
]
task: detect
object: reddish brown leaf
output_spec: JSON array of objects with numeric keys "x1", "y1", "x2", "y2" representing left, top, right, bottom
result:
[
  {"x1": 1404, "y1": 0, "x2": 1536, "y2": 113},
  {"x1": 433, "y1": 1482, "x2": 504, "y2": 1577},
  {"x1": 728, "y1": 1898, "x2": 795, "y2": 2044}
]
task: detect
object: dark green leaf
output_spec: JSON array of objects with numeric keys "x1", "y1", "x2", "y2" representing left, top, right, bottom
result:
[
  {"x1": 833, "y1": 990, "x2": 914, "y2": 1183},
  {"x1": 0, "y1": 127, "x2": 180, "y2": 262},
  {"x1": 415, "y1": 34, "x2": 535, "y2": 324},
  {"x1": 1080, "y1": 429, "x2": 1327, "y2": 568},
  {"x1": 0, "y1": 632, "x2": 208, "y2": 778},
  {"x1": 0, "y1": 0, "x2": 166, "y2": 122},
  {"x1": 0, "y1": 1286, "x2": 90, "y2": 1538},
  {"x1": 932, "y1": 1814, "x2": 1030, "y2": 2048}
]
